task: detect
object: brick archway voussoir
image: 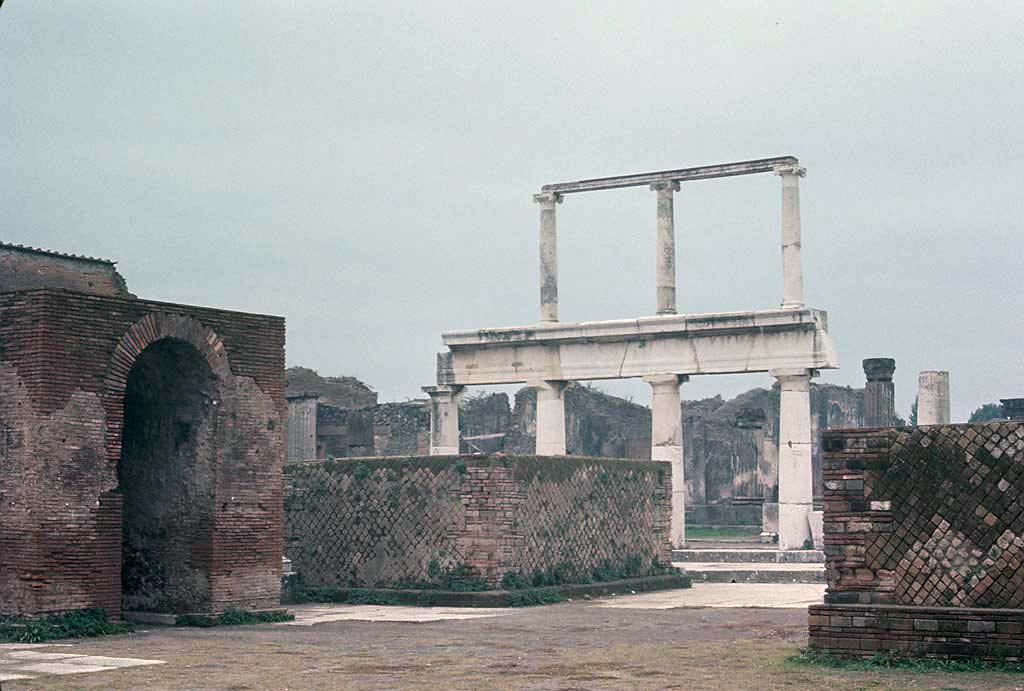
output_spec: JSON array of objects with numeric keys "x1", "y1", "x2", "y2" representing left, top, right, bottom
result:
[{"x1": 104, "y1": 313, "x2": 231, "y2": 397}]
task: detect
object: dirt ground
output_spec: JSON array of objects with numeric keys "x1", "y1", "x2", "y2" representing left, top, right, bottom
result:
[{"x1": 5, "y1": 601, "x2": 1024, "y2": 691}]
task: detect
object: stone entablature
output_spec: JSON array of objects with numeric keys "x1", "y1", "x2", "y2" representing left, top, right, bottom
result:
[
  {"x1": 809, "y1": 420, "x2": 1024, "y2": 659},
  {"x1": 441, "y1": 308, "x2": 837, "y2": 385}
]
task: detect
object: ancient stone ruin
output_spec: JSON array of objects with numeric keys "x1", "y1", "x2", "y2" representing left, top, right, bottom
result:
[
  {"x1": 285, "y1": 367, "x2": 867, "y2": 529},
  {"x1": 424, "y1": 157, "x2": 839, "y2": 550},
  {"x1": 284, "y1": 455, "x2": 673, "y2": 592},
  {"x1": 811, "y1": 420, "x2": 1024, "y2": 659},
  {"x1": 0, "y1": 244, "x2": 286, "y2": 617}
]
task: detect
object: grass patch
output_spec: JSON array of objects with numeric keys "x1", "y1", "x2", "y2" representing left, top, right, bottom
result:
[
  {"x1": 343, "y1": 589, "x2": 401, "y2": 605},
  {"x1": 505, "y1": 589, "x2": 569, "y2": 607},
  {"x1": 393, "y1": 561, "x2": 491, "y2": 592},
  {"x1": 0, "y1": 608, "x2": 132, "y2": 643},
  {"x1": 175, "y1": 608, "x2": 294, "y2": 628},
  {"x1": 500, "y1": 556, "x2": 676, "y2": 590},
  {"x1": 787, "y1": 648, "x2": 1024, "y2": 673},
  {"x1": 287, "y1": 587, "x2": 401, "y2": 606}
]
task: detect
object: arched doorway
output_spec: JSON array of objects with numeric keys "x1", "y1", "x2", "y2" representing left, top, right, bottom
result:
[{"x1": 118, "y1": 338, "x2": 219, "y2": 613}]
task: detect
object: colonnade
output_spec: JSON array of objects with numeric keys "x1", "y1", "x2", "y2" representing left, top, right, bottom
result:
[{"x1": 425, "y1": 161, "x2": 818, "y2": 551}]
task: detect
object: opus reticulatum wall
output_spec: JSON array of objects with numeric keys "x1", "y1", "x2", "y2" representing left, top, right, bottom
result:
[
  {"x1": 810, "y1": 421, "x2": 1024, "y2": 660},
  {"x1": 284, "y1": 455, "x2": 673, "y2": 590}
]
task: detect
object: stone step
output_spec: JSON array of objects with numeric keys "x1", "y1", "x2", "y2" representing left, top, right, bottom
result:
[
  {"x1": 672, "y1": 548, "x2": 824, "y2": 564},
  {"x1": 673, "y1": 561, "x2": 825, "y2": 585}
]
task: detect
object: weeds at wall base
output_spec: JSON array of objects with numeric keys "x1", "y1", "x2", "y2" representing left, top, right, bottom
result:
[
  {"x1": 787, "y1": 648, "x2": 1024, "y2": 673},
  {"x1": 0, "y1": 609, "x2": 133, "y2": 643},
  {"x1": 175, "y1": 608, "x2": 294, "y2": 628}
]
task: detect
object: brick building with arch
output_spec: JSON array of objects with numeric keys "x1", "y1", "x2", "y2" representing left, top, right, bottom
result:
[{"x1": 0, "y1": 244, "x2": 285, "y2": 617}]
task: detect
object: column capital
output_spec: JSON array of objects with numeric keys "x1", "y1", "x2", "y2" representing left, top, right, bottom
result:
[
  {"x1": 643, "y1": 373, "x2": 689, "y2": 388},
  {"x1": 770, "y1": 368, "x2": 818, "y2": 389},
  {"x1": 525, "y1": 379, "x2": 568, "y2": 394},
  {"x1": 650, "y1": 180, "x2": 680, "y2": 193},
  {"x1": 774, "y1": 164, "x2": 806, "y2": 178},
  {"x1": 862, "y1": 357, "x2": 896, "y2": 382},
  {"x1": 422, "y1": 384, "x2": 464, "y2": 400},
  {"x1": 533, "y1": 191, "x2": 563, "y2": 206}
]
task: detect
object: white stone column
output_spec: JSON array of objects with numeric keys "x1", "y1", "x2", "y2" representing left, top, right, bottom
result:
[
  {"x1": 534, "y1": 192, "x2": 562, "y2": 324},
  {"x1": 286, "y1": 395, "x2": 319, "y2": 461},
  {"x1": 528, "y1": 379, "x2": 567, "y2": 454},
  {"x1": 644, "y1": 373, "x2": 688, "y2": 547},
  {"x1": 422, "y1": 385, "x2": 464, "y2": 455},
  {"x1": 917, "y1": 370, "x2": 950, "y2": 425},
  {"x1": 775, "y1": 165, "x2": 806, "y2": 309},
  {"x1": 650, "y1": 181, "x2": 680, "y2": 315},
  {"x1": 772, "y1": 368, "x2": 816, "y2": 550}
]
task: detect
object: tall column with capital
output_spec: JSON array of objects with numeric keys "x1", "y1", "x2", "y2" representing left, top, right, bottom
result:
[
  {"x1": 772, "y1": 368, "x2": 816, "y2": 550},
  {"x1": 534, "y1": 192, "x2": 562, "y2": 323},
  {"x1": 528, "y1": 379, "x2": 568, "y2": 454},
  {"x1": 422, "y1": 385, "x2": 464, "y2": 455},
  {"x1": 863, "y1": 358, "x2": 897, "y2": 427},
  {"x1": 775, "y1": 165, "x2": 806, "y2": 309},
  {"x1": 645, "y1": 373, "x2": 688, "y2": 547},
  {"x1": 651, "y1": 181, "x2": 680, "y2": 315}
]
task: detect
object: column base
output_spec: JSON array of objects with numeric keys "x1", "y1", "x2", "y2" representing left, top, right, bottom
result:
[
  {"x1": 778, "y1": 502, "x2": 812, "y2": 550},
  {"x1": 429, "y1": 446, "x2": 460, "y2": 455},
  {"x1": 652, "y1": 444, "x2": 685, "y2": 548}
]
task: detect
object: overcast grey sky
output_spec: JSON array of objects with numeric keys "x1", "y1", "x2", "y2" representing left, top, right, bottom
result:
[{"x1": 3, "y1": 1, "x2": 1021, "y2": 420}]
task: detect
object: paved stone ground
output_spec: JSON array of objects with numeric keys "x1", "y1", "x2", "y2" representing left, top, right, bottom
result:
[
  {"x1": 4, "y1": 585, "x2": 1023, "y2": 690},
  {"x1": 0, "y1": 644, "x2": 163, "y2": 682}
]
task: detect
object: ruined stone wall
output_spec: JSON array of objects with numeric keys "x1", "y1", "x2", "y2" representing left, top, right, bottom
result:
[
  {"x1": 315, "y1": 404, "x2": 374, "y2": 458},
  {"x1": 285, "y1": 372, "x2": 865, "y2": 525},
  {"x1": 0, "y1": 289, "x2": 285, "y2": 617},
  {"x1": 286, "y1": 367, "x2": 377, "y2": 410},
  {"x1": 506, "y1": 384, "x2": 652, "y2": 458},
  {"x1": 459, "y1": 392, "x2": 513, "y2": 453},
  {"x1": 0, "y1": 245, "x2": 131, "y2": 297},
  {"x1": 685, "y1": 383, "x2": 863, "y2": 525},
  {"x1": 809, "y1": 421, "x2": 1024, "y2": 660},
  {"x1": 372, "y1": 401, "x2": 430, "y2": 456},
  {"x1": 284, "y1": 455, "x2": 671, "y2": 589}
]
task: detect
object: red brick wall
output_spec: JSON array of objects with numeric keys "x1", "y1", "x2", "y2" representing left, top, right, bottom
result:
[
  {"x1": 0, "y1": 288, "x2": 285, "y2": 617},
  {"x1": 810, "y1": 422, "x2": 1024, "y2": 660},
  {"x1": 0, "y1": 247, "x2": 130, "y2": 297}
]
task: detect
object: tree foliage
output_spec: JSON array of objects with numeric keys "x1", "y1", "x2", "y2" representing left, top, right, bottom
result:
[{"x1": 969, "y1": 403, "x2": 1004, "y2": 424}]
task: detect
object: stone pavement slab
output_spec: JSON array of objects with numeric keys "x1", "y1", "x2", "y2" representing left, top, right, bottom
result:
[
  {"x1": 598, "y1": 583, "x2": 825, "y2": 609},
  {"x1": 282, "y1": 583, "x2": 822, "y2": 628},
  {"x1": 675, "y1": 562, "x2": 824, "y2": 572},
  {"x1": 0, "y1": 672, "x2": 35, "y2": 682},
  {"x1": 5, "y1": 651, "x2": 81, "y2": 661},
  {"x1": 0, "y1": 645, "x2": 163, "y2": 682},
  {"x1": 282, "y1": 604, "x2": 516, "y2": 626},
  {"x1": 13, "y1": 662, "x2": 115, "y2": 675}
]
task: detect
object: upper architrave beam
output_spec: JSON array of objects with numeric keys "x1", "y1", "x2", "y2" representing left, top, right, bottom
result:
[
  {"x1": 440, "y1": 307, "x2": 838, "y2": 386},
  {"x1": 540, "y1": 156, "x2": 799, "y2": 195}
]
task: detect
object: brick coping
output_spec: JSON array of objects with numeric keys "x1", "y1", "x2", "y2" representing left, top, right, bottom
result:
[
  {"x1": 811, "y1": 603, "x2": 1024, "y2": 617},
  {"x1": 0, "y1": 287, "x2": 286, "y2": 321}
]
